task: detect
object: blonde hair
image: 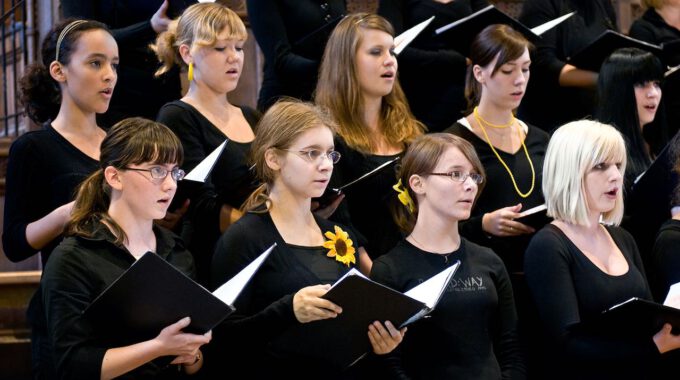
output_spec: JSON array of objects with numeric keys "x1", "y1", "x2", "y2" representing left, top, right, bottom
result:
[
  {"x1": 315, "y1": 13, "x2": 425, "y2": 154},
  {"x1": 242, "y1": 100, "x2": 338, "y2": 212},
  {"x1": 152, "y1": 3, "x2": 247, "y2": 76},
  {"x1": 543, "y1": 120, "x2": 627, "y2": 227},
  {"x1": 393, "y1": 133, "x2": 485, "y2": 233},
  {"x1": 643, "y1": 0, "x2": 665, "y2": 9}
]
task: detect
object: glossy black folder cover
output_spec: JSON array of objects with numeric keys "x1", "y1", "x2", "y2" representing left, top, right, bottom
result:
[
  {"x1": 515, "y1": 205, "x2": 551, "y2": 230},
  {"x1": 84, "y1": 252, "x2": 234, "y2": 342},
  {"x1": 435, "y1": 5, "x2": 538, "y2": 57},
  {"x1": 272, "y1": 264, "x2": 458, "y2": 371},
  {"x1": 571, "y1": 298, "x2": 680, "y2": 337},
  {"x1": 567, "y1": 30, "x2": 663, "y2": 72}
]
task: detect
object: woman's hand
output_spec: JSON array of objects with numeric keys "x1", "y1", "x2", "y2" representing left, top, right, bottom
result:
[
  {"x1": 154, "y1": 317, "x2": 212, "y2": 358},
  {"x1": 151, "y1": 0, "x2": 172, "y2": 33},
  {"x1": 293, "y1": 284, "x2": 342, "y2": 323},
  {"x1": 653, "y1": 323, "x2": 680, "y2": 354},
  {"x1": 368, "y1": 320, "x2": 406, "y2": 355},
  {"x1": 482, "y1": 203, "x2": 535, "y2": 237}
]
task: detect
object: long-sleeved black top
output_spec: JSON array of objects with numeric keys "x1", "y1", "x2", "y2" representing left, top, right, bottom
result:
[
  {"x1": 445, "y1": 120, "x2": 549, "y2": 273},
  {"x1": 246, "y1": 0, "x2": 346, "y2": 111},
  {"x1": 517, "y1": 0, "x2": 617, "y2": 132},
  {"x1": 37, "y1": 222, "x2": 195, "y2": 380},
  {"x1": 156, "y1": 100, "x2": 260, "y2": 284},
  {"x1": 371, "y1": 239, "x2": 526, "y2": 380},
  {"x1": 524, "y1": 224, "x2": 660, "y2": 380},
  {"x1": 377, "y1": 0, "x2": 490, "y2": 132},
  {"x1": 210, "y1": 211, "x2": 368, "y2": 379},
  {"x1": 650, "y1": 219, "x2": 680, "y2": 301},
  {"x1": 62, "y1": 0, "x2": 192, "y2": 126},
  {"x1": 2, "y1": 125, "x2": 99, "y2": 265}
]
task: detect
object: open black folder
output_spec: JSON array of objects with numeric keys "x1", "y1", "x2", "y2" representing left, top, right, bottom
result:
[
  {"x1": 314, "y1": 156, "x2": 400, "y2": 207},
  {"x1": 84, "y1": 243, "x2": 276, "y2": 342},
  {"x1": 570, "y1": 298, "x2": 680, "y2": 338},
  {"x1": 515, "y1": 204, "x2": 551, "y2": 230},
  {"x1": 271, "y1": 261, "x2": 460, "y2": 370},
  {"x1": 567, "y1": 30, "x2": 663, "y2": 72}
]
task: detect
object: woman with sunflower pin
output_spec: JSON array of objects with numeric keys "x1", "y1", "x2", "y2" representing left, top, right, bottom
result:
[
  {"x1": 209, "y1": 101, "x2": 405, "y2": 379},
  {"x1": 372, "y1": 133, "x2": 526, "y2": 379},
  {"x1": 444, "y1": 24, "x2": 549, "y2": 275}
]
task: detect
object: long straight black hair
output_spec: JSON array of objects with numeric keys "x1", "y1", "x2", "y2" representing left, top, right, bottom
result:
[{"x1": 597, "y1": 47, "x2": 667, "y2": 187}]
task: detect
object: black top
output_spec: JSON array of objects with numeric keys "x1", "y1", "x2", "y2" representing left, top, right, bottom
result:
[
  {"x1": 156, "y1": 100, "x2": 261, "y2": 284},
  {"x1": 246, "y1": 0, "x2": 346, "y2": 111},
  {"x1": 2, "y1": 124, "x2": 99, "y2": 265},
  {"x1": 210, "y1": 211, "x2": 366, "y2": 379},
  {"x1": 330, "y1": 138, "x2": 403, "y2": 260},
  {"x1": 630, "y1": 8, "x2": 680, "y2": 50},
  {"x1": 517, "y1": 0, "x2": 617, "y2": 131},
  {"x1": 651, "y1": 219, "x2": 680, "y2": 302},
  {"x1": 38, "y1": 222, "x2": 194, "y2": 379},
  {"x1": 371, "y1": 239, "x2": 525, "y2": 380},
  {"x1": 445, "y1": 120, "x2": 549, "y2": 273},
  {"x1": 524, "y1": 224, "x2": 659, "y2": 380},
  {"x1": 377, "y1": 0, "x2": 490, "y2": 132},
  {"x1": 62, "y1": 0, "x2": 191, "y2": 127}
]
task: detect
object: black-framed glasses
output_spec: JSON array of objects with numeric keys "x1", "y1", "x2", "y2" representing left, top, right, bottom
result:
[
  {"x1": 124, "y1": 166, "x2": 186, "y2": 182},
  {"x1": 429, "y1": 171, "x2": 484, "y2": 184},
  {"x1": 282, "y1": 149, "x2": 341, "y2": 164}
]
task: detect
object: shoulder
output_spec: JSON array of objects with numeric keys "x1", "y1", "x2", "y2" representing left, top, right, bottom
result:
[
  {"x1": 443, "y1": 120, "x2": 469, "y2": 135},
  {"x1": 526, "y1": 224, "x2": 569, "y2": 257},
  {"x1": 157, "y1": 101, "x2": 199, "y2": 126},
  {"x1": 42, "y1": 236, "x2": 95, "y2": 278},
  {"x1": 371, "y1": 240, "x2": 413, "y2": 284},
  {"x1": 525, "y1": 122, "x2": 550, "y2": 142},
  {"x1": 605, "y1": 225, "x2": 638, "y2": 251},
  {"x1": 315, "y1": 217, "x2": 361, "y2": 245},
  {"x1": 238, "y1": 106, "x2": 262, "y2": 127},
  {"x1": 10, "y1": 129, "x2": 54, "y2": 155},
  {"x1": 217, "y1": 212, "x2": 277, "y2": 255}
]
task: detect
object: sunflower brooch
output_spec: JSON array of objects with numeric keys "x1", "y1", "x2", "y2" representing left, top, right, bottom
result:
[{"x1": 323, "y1": 226, "x2": 356, "y2": 267}]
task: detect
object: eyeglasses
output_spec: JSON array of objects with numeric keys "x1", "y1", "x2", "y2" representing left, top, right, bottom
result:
[
  {"x1": 124, "y1": 166, "x2": 186, "y2": 182},
  {"x1": 282, "y1": 149, "x2": 341, "y2": 164},
  {"x1": 429, "y1": 171, "x2": 484, "y2": 184}
]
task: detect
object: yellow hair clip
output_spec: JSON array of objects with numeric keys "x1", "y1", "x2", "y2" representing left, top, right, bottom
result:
[{"x1": 393, "y1": 179, "x2": 415, "y2": 214}]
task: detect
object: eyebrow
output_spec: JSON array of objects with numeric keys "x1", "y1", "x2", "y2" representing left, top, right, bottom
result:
[{"x1": 87, "y1": 53, "x2": 119, "y2": 61}]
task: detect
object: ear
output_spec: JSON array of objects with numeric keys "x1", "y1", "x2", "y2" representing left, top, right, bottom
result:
[
  {"x1": 472, "y1": 64, "x2": 485, "y2": 84},
  {"x1": 104, "y1": 166, "x2": 123, "y2": 191},
  {"x1": 179, "y1": 44, "x2": 193, "y2": 66},
  {"x1": 264, "y1": 148, "x2": 282, "y2": 171},
  {"x1": 49, "y1": 61, "x2": 67, "y2": 83},
  {"x1": 409, "y1": 174, "x2": 425, "y2": 195}
]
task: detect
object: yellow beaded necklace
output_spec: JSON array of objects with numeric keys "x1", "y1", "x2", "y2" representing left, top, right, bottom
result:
[{"x1": 472, "y1": 107, "x2": 535, "y2": 198}]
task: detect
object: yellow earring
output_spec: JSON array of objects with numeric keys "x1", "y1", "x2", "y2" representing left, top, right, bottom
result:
[{"x1": 188, "y1": 62, "x2": 194, "y2": 82}]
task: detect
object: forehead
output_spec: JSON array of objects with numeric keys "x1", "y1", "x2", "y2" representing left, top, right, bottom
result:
[
  {"x1": 434, "y1": 146, "x2": 472, "y2": 169},
  {"x1": 70, "y1": 29, "x2": 118, "y2": 58},
  {"x1": 358, "y1": 28, "x2": 393, "y2": 47},
  {"x1": 291, "y1": 125, "x2": 334, "y2": 147}
]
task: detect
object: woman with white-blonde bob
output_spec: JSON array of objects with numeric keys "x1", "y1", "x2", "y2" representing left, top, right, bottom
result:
[{"x1": 524, "y1": 119, "x2": 680, "y2": 379}]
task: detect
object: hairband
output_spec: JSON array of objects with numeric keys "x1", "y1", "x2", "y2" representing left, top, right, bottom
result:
[{"x1": 55, "y1": 20, "x2": 88, "y2": 62}]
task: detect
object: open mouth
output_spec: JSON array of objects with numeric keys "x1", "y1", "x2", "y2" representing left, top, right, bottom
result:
[
  {"x1": 226, "y1": 68, "x2": 238, "y2": 74},
  {"x1": 381, "y1": 72, "x2": 395, "y2": 79},
  {"x1": 100, "y1": 88, "x2": 113, "y2": 95},
  {"x1": 605, "y1": 188, "x2": 618, "y2": 197}
]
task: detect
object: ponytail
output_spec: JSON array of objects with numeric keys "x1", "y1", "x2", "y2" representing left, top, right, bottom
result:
[
  {"x1": 240, "y1": 183, "x2": 272, "y2": 213},
  {"x1": 151, "y1": 19, "x2": 183, "y2": 77},
  {"x1": 20, "y1": 64, "x2": 61, "y2": 123}
]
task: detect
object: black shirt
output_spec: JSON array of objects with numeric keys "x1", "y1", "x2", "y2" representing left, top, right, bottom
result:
[
  {"x1": 445, "y1": 120, "x2": 549, "y2": 273},
  {"x1": 246, "y1": 0, "x2": 347, "y2": 110},
  {"x1": 518, "y1": 0, "x2": 617, "y2": 131},
  {"x1": 2, "y1": 124, "x2": 99, "y2": 265},
  {"x1": 524, "y1": 224, "x2": 659, "y2": 380},
  {"x1": 651, "y1": 219, "x2": 680, "y2": 301},
  {"x1": 371, "y1": 239, "x2": 526, "y2": 380},
  {"x1": 210, "y1": 211, "x2": 365, "y2": 379},
  {"x1": 38, "y1": 222, "x2": 194, "y2": 379},
  {"x1": 377, "y1": 0, "x2": 490, "y2": 132}
]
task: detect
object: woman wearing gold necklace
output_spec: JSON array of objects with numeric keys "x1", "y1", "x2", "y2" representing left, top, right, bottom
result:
[{"x1": 444, "y1": 24, "x2": 549, "y2": 275}]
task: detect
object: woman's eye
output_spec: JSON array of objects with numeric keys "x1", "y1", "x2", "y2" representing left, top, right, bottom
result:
[
  {"x1": 215, "y1": 47, "x2": 226, "y2": 52},
  {"x1": 90, "y1": 60, "x2": 102, "y2": 68}
]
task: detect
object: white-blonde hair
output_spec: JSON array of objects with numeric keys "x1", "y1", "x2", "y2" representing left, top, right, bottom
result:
[{"x1": 543, "y1": 120, "x2": 627, "y2": 226}]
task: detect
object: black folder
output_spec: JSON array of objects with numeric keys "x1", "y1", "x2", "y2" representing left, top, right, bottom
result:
[
  {"x1": 570, "y1": 298, "x2": 680, "y2": 337},
  {"x1": 434, "y1": 5, "x2": 539, "y2": 57},
  {"x1": 84, "y1": 252, "x2": 233, "y2": 342},
  {"x1": 167, "y1": 0, "x2": 194, "y2": 19},
  {"x1": 271, "y1": 263, "x2": 459, "y2": 370},
  {"x1": 567, "y1": 30, "x2": 663, "y2": 72}
]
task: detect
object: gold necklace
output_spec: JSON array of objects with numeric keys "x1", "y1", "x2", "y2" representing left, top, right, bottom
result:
[
  {"x1": 408, "y1": 235, "x2": 459, "y2": 263},
  {"x1": 473, "y1": 107, "x2": 536, "y2": 198}
]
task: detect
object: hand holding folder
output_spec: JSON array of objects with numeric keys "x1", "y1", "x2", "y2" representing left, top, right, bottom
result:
[
  {"x1": 84, "y1": 243, "x2": 276, "y2": 342},
  {"x1": 272, "y1": 261, "x2": 460, "y2": 370}
]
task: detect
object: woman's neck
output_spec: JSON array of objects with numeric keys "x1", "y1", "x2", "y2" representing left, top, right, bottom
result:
[
  {"x1": 362, "y1": 95, "x2": 382, "y2": 133},
  {"x1": 409, "y1": 206, "x2": 461, "y2": 254},
  {"x1": 268, "y1": 184, "x2": 315, "y2": 230},
  {"x1": 475, "y1": 100, "x2": 514, "y2": 125},
  {"x1": 184, "y1": 84, "x2": 231, "y2": 115},
  {"x1": 555, "y1": 212, "x2": 602, "y2": 236},
  {"x1": 658, "y1": 5, "x2": 680, "y2": 29},
  {"x1": 107, "y1": 200, "x2": 155, "y2": 258},
  {"x1": 51, "y1": 97, "x2": 99, "y2": 133}
]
